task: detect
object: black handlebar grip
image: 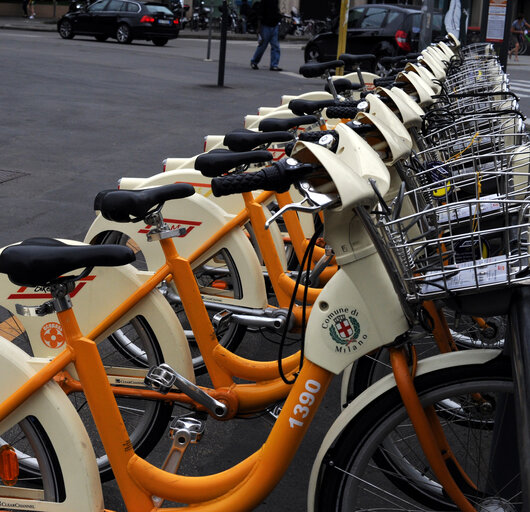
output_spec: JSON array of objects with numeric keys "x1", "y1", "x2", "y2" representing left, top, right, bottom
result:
[
  {"x1": 325, "y1": 105, "x2": 359, "y2": 119},
  {"x1": 212, "y1": 159, "x2": 314, "y2": 197},
  {"x1": 298, "y1": 130, "x2": 339, "y2": 152}
]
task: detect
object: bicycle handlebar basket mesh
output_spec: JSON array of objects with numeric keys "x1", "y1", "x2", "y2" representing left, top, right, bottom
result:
[{"x1": 370, "y1": 147, "x2": 530, "y2": 305}]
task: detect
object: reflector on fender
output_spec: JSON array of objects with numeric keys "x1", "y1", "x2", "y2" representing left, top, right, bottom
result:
[{"x1": 0, "y1": 445, "x2": 19, "y2": 486}]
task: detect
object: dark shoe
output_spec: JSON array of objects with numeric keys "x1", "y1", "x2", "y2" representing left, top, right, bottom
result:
[
  {"x1": 250, "y1": 62, "x2": 259, "y2": 70},
  {"x1": 269, "y1": 66, "x2": 283, "y2": 71}
]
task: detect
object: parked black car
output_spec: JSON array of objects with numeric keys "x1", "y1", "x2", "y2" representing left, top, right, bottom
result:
[
  {"x1": 304, "y1": 4, "x2": 444, "y2": 64},
  {"x1": 58, "y1": 0, "x2": 180, "y2": 46}
]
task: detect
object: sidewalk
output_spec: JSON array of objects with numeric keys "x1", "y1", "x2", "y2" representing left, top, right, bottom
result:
[{"x1": 0, "y1": 15, "x2": 307, "y2": 41}]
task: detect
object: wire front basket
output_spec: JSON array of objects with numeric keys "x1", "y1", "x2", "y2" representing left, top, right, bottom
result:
[{"x1": 372, "y1": 164, "x2": 530, "y2": 304}]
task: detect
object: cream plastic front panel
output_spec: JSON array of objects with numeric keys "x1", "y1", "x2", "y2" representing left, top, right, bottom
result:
[
  {"x1": 375, "y1": 86, "x2": 424, "y2": 130},
  {"x1": 291, "y1": 136, "x2": 408, "y2": 374},
  {"x1": 405, "y1": 62, "x2": 442, "y2": 95},
  {"x1": 355, "y1": 95, "x2": 413, "y2": 166},
  {"x1": 396, "y1": 70, "x2": 436, "y2": 108}
]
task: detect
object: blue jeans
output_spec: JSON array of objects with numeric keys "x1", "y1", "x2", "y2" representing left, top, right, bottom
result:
[{"x1": 251, "y1": 24, "x2": 280, "y2": 68}]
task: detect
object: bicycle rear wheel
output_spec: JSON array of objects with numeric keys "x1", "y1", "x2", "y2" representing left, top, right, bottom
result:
[
  {"x1": 98, "y1": 230, "x2": 247, "y2": 375},
  {"x1": 0, "y1": 311, "x2": 172, "y2": 483},
  {"x1": 0, "y1": 416, "x2": 64, "y2": 508},
  {"x1": 316, "y1": 356, "x2": 521, "y2": 511}
]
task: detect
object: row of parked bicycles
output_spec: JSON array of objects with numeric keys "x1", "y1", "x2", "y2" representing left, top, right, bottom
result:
[{"x1": 0, "y1": 33, "x2": 527, "y2": 511}]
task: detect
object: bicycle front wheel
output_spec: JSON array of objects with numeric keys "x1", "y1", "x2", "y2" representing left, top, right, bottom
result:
[{"x1": 316, "y1": 356, "x2": 521, "y2": 511}]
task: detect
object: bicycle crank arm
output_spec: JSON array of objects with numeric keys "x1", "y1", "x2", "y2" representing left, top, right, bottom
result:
[
  {"x1": 161, "y1": 284, "x2": 292, "y2": 331},
  {"x1": 145, "y1": 364, "x2": 228, "y2": 418}
]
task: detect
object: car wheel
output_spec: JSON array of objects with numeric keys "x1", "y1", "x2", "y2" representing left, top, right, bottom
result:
[
  {"x1": 58, "y1": 19, "x2": 75, "y2": 39},
  {"x1": 95, "y1": 34, "x2": 108, "y2": 42},
  {"x1": 304, "y1": 43, "x2": 321, "y2": 62},
  {"x1": 152, "y1": 37, "x2": 168, "y2": 46},
  {"x1": 116, "y1": 23, "x2": 132, "y2": 44}
]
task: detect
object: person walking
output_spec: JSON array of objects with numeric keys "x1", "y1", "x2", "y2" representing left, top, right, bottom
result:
[
  {"x1": 508, "y1": 13, "x2": 530, "y2": 62},
  {"x1": 250, "y1": 0, "x2": 282, "y2": 71}
]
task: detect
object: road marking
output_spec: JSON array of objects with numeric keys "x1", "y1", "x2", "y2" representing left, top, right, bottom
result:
[
  {"x1": 0, "y1": 32, "x2": 41, "y2": 38},
  {"x1": 279, "y1": 71, "x2": 307, "y2": 79},
  {"x1": 510, "y1": 83, "x2": 530, "y2": 91}
]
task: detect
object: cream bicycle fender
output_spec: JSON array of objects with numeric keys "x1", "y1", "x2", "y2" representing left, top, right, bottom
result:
[
  {"x1": 85, "y1": 182, "x2": 270, "y2": 309},
  {"x1": 307, "y1": 349, "x2": 502, "y2": 512},
  {"x1": 342, "y1": 71, "x2": 379, "y2": 91},
  {"x1": 280, "y1": 91, "x2": 334, "y2": 106},
  {"x1": 0, "y1": 245, "x2": 195, "y2": 382},
  {"x1": 0, "y1": 337, "x2": 104, "y2": 511}
]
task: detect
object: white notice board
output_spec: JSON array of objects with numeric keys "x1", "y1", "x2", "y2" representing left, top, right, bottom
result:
[{"x1": 486, "y1": 0, "x2": 507, "y2": 42}]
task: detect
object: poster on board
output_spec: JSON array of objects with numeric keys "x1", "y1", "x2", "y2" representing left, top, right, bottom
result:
[{"x1": 486, "y1": 0, "x2": 507, "y2": 42}]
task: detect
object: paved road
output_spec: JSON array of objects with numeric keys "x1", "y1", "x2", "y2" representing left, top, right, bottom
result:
[{"x1": 0, "y1": 30, "x2": 321, "y2": 245}]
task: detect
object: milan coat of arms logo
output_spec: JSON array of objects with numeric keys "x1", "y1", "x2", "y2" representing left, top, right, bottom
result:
[{"x1": 329, "y1": 314, "x2": 361, "y2": 346}]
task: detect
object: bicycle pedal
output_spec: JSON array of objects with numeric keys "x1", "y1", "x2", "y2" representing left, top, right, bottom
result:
[
  {"x1": 144, "y1": 364, "x2": 177, "y2": 394},
  {"x1": 169, "y1": 414, "x2": 206, "y2": 444}
]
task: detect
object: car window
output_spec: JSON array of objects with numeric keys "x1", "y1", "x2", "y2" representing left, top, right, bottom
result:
[
  {"x1": 432, "y1": 13, "x2": 444, "y2": 32},
  {"x1": 144, "y1": 3, "x2": 173, "y2": 15},
  {"x1": 121, "y1": 1, "x2": 139, "y2": 11},
  {"x1": 409, "y1": 13, "x2": 421, "y2": 34},
  {"x1": 386, "y1": 11, "x2": 401, "y2": 26},
  {"x1": 360, "y1": 7, "x2": 387, "y2": 29},
  {"x1": 407, "y1": 12, "x2": 444, "y2": 34},
  {"x1": 104, "y1": 0, "x2": 122, "y2": 11},
  {"x1": 88, "y1": 0, "x2": 109, "y2": 12},
  {"x1": 347, "y1": 8, "x2": 365, "y2": 29}
]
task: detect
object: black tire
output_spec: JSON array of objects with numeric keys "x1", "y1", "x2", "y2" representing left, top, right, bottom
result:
[
  {"x1": 0, "y1": 308, "x2": 172, "y2": 483},
  {"x1": 58, "y1": 19, "x2": 75, "y2": 39},
  {"x1": 304, "y1": 43, "x2": 322, "y2": 63},
  {"x1": 316, "y1": 356, "x2": 521, "y2": 511},
  {"x1": 116, "y1": 23, "x2": 132, "y2": 44},
  {"x1": 94, "y1": 230, "x2": 247, "y2": 376},
  {"x1": 152, "y1": 37, "x2": 168, "y2": 46},
  {"x1": 0, "y1": 416, "x2": 65, "y2": 504},
  {"x1": 95, "y1": 34, "x2": 108, "y2": 42}
]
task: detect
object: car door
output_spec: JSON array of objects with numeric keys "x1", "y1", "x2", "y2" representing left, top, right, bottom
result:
[
  {"x1": 347, "y1": 6, "x2": 388, "y2": 54},
  {"x1": 74, "y1": 0, "x2": 109, "y2": 34},
  {"x1": 99, "y1": 0, "x2": 123, "y2": 37}
]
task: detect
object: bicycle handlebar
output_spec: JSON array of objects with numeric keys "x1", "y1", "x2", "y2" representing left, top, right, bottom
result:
[{"x1": 211, "y1": 159, "x2": 314, "y2": 196}]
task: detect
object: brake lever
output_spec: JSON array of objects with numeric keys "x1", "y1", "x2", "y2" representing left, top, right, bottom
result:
[{"x1": 265, "y1": 180, "x2": 339, "y2": 230}]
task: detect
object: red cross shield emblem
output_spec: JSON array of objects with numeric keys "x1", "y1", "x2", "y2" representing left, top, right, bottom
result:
[{"x1": 336, "y1": 319, "x2": 353, "y2": 340}]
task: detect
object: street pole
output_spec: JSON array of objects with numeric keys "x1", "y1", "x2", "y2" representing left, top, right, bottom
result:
[
  {"x1": 217, "y1": 0, "x2": 228, "y2": 87},
  {"x1": 459, "y1": 0, "x2": 470, "y2": 46},
  {"x1": 419, "y1": 0, "x2": 434, "y2": 51},
  {"x1": 335, "y1": 0, "x2": 349, "y2": 76},
  {"x1": 205, "y1": 0, "x2": 213, "y2": 61},
  {"x1": 498, "y1": 0, "x2": 513, "y2": 71}
]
